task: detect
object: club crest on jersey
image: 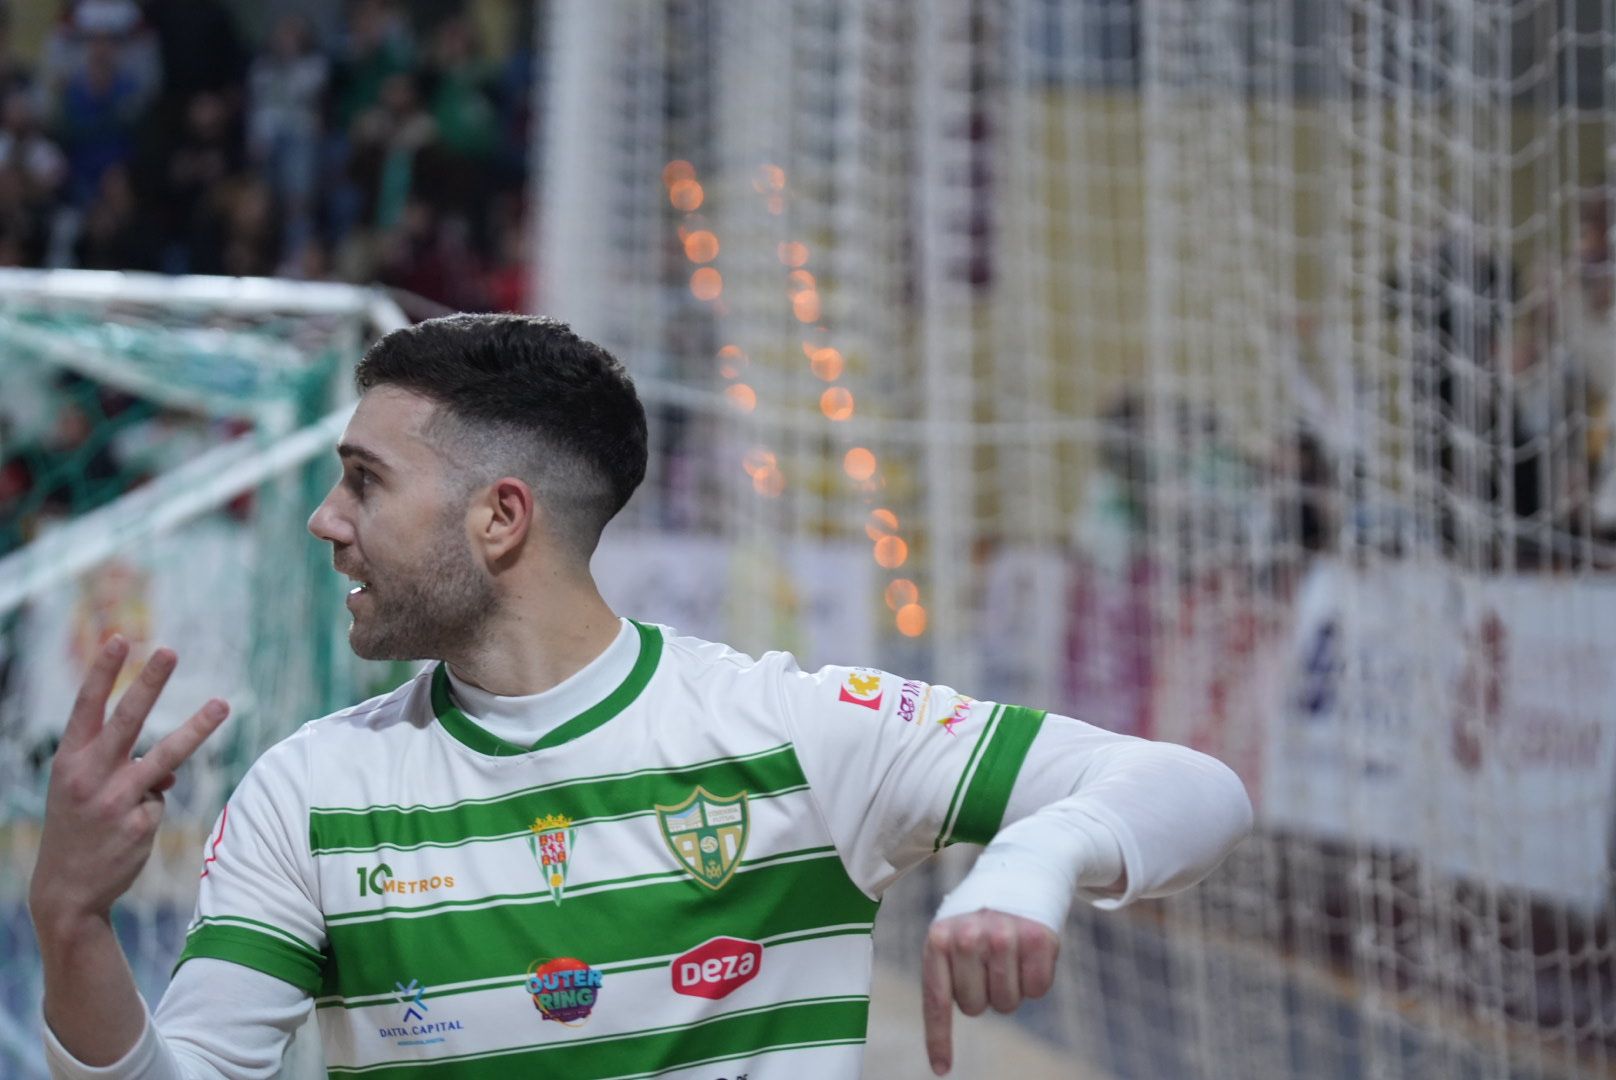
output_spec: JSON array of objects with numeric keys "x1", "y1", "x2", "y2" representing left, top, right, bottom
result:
[
  {"x1": 655, "y1": 787, "x2": 749, "y2": 891},
  {"x1": 528, "y1": 813, "x2": 575, "y2": 903},
  {"x1": 838, "y1": 669, "x2": 884, "y2": 710}
]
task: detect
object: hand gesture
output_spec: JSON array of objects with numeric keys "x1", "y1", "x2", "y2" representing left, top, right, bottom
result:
[
  {"x1": 921, "y1": 909, "x2": 1060, "y2": 1076},
  {"x1": 28, "y1": 636, "x2": 229, "y2": 938}
]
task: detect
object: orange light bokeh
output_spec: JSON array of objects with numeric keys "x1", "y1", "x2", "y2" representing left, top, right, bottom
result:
[
  {"x1": 725, "y1": 383, "x2": 757, "y2": 412},
  {"x1": 895, "y1": 603, "x2": 927, "y2": 636},
  {"x1": 683, "y1": 230, "x2": 720, "y2": 263},
  {"x1": 793, "y1": 292, "x2": 822, "y2": 323},
  {"x1": 766, "y1": 195, "x2": 785, "y2": 215},
  {"x1": 843, "y1": 447, "x2": 877, "y2": 482},
  {"x1": 662, "y1": 160, "x2": 696, "y2": 187},
  {"x1": 690, "y1": 267, "x2": 723, "y2": 301},
  {"x1": 787, "y1": 269, "x2": 816, "y2": 293},
  {"x1": 777, "y1": 241, "x2": 810, "y2": 268},
  {"x1": 810, "y1": 347, "x2": 844, "y2": 381},
  {"x1": 819, "y1": 386, "x2": 853, "y2": 420},
  {"x1": 865, "y1": 508, "x2": 898, "y2": 540},
  {"x1": 742, "y1": 447, "x2": 777, "y2": 478},
  {"x1": 884, "y1": 578, "x2": 919, "y2": 611},
  {"x1": 670, "y1": 179, "x2": 705, "y2": 212},
  {"x1": 874, "y1": 535, "x2": 909, "y2": 570},
  {"x1": 752, "y1": 468, "x2": 786, "y2": 498},
  {"x1": 717, "y1": 343, "x2": 747, "y2": 379},
  {"x1": 753, "y1": 163, "x2": 786, "y2": 193}
]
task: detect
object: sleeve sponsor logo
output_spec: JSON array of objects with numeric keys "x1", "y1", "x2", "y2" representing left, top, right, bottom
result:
[
  {"x1": 528, "y1": 812, "x2": 576, "y2": 903},
  {"x1": 896, "y1": 680, "x2": 931, "y2": 725},
  {"x1": 357, "y1": 863, "x2": 457, "y2": 897},
  {"x1": 837, "y1": 669, "x2": 884, "y2": 709},
  {"x1": 671, "y1": 936, "x2": 763, "y2": 1000},
  {"x1": 938, "y1": 694, "x2": 975, "y2": 736},
  {"x1": 527, "y1": 957, "x2": 603, "y2": 1025}
]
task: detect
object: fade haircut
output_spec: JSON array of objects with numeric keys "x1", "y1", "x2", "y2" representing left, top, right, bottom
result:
[{"x1": 354, "y1": 314, "x2": 648, "y2": 559}]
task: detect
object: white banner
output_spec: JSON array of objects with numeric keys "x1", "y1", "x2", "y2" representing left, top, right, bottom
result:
[{"x1": 1264, "y1": 560, "x2": 1616, "y2": 911}]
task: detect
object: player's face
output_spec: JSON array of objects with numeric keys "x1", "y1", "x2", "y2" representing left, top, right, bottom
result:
[{"x1": 307, "y1": 386, "x2": 497, "y2": 661}]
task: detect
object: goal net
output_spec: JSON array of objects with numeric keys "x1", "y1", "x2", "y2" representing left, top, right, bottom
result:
[
  {"x1": 540, "y1": 2, "x2": 1616, "y2": 1077},
  {"x1": 0, "y1": 271, "x2": 408, "y2": 1077}
]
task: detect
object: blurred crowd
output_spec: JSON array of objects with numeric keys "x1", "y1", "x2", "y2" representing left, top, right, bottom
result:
[
  {"x1": 0, "y1": 0, "x2": 538, "y2": 555},
  {"x1": 0, "y1": 0, "x2": 534, "y2": 309}
]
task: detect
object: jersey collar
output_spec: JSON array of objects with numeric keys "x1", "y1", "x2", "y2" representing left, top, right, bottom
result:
[{"x1": 431, "y1": 620, "x2": 663, "y2": 756}]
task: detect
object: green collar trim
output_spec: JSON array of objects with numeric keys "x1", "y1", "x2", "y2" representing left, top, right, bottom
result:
[{"x1": 431, "y1": 621, "x2": 663, "y2": 757}]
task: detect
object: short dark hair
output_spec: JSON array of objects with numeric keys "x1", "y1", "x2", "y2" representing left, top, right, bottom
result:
[{"x1": 355, "y1": 314, "x2": 647, "y2": 558}]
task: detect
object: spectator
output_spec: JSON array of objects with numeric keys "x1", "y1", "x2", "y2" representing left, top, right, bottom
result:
[
  {"x1": 52, "y1": 30, "x2": 141, "y2": 206},
  {"x1": 333, "y1": 0, "x2": 413, "y2": 134},
  {"x1": 349, "y1": 70, "x2": 434, "y2": 233},
  {"x1": 214, "y1": 178, "x2": 280, "y2": 278},
  {"x1": 0, "y1": 5, "x2": 36, "y2": 102},
  {"x1": 39, "y1": 1, "x2": 158, "y2": 110},
  {"x1": 141, "y1": 0, "x2": 244, "y2": 104},
  {"x1": 74, "y1": 162, "x2": 157, "y2": 270},
  {"x1": 0, "y1": 88, "x2": 66, "y2": 194},
  {"x1": 158, "y1": 90, "x2": 244, "y2": 272},
  {"x1": 247, "y1": 14, "x2": 327, "y2": 257}
]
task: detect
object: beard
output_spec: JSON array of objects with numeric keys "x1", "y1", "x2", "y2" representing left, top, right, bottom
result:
[{"x1": 347, "y1": 512, "x2": 498, "y2": 661}]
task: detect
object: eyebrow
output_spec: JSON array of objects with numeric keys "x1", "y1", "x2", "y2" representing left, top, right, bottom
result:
[{"x1": 337, "y1": 442, "x2": 391, "y2": 472}]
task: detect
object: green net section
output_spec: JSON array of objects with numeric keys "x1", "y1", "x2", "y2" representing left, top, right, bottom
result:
[{"x1": 0, "y1": 279, "x2": 408, "y2": 1077}]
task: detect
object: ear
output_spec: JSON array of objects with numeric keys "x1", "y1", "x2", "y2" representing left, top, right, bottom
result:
[{"x1": 474, "y1": 476, "x2": 535, "y2": 561}]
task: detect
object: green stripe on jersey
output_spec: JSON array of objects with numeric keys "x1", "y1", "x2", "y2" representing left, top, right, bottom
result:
[
  {"x1": 949, "y1": 706, "x2": 1046, "y2": 845},
  {"x1": 933, "y1": 704, "x2": 1003, "y2": 851},
  {"x1": 324, "y1": 995, "x2": 870, "y2": 1078},
  {"x1": 173, "y1": 922, "x2": 326, "y2": 995},
  {"x1": 317, "y1": 851, "x2": 879, "y2": 1003},
  {"x1": 432, "y1": 621, "x2": 664, "y2": 757},
  {"x1": 308, "y1": 745, "x2": 807, "y2": 855}
]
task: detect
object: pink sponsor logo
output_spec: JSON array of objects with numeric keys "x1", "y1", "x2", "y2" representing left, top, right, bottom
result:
[{"x1": 938, "y1": 695, "x2": 974, "y2": 736}]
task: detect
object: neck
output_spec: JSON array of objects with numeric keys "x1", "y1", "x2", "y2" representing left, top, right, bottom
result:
[{"x1": 444, "y1": 571, "x2": 621, "y2": 697}]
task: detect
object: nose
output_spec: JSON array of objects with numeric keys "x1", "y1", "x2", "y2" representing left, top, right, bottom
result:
[{"x1": 307, "y1": 486, "x2": 352, "y2": 545}]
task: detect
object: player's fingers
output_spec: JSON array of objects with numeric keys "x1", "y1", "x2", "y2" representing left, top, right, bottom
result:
[
  {"x1": 100, "y1": 648, "x2": 178, "y2": 763},
  {"x1": 61, "y1": 635, "x2": 129, "y2": 752},
  {"x1": 126, "y1": 699, "x2": 228, "y2": 795},
  {"x1": 1019, "y1": 924, "x2": 1060, "y2": 1000},
  {"x1": 949, "y1": 920, "x2": 989, "y2": 1017},
  {"x1": 921, "y1": 926, "x2": 956, "y2": 1076},
  {"x1": 984, "y1": 916, "x2": 1021, "y2": 1013}
]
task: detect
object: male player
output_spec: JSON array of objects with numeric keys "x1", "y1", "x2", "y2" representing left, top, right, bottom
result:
[{"x1": 31, "y1": 315, "x2": 1252, "y2": 1078}]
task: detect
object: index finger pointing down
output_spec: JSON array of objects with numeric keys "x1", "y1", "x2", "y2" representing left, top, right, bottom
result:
[{"x1": 922, "y1": 931, "x2": 955, "y2": 1076}]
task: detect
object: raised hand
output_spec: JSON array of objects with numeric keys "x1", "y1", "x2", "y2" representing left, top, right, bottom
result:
[
  {"x1": 28, "y1": 635, "x2": 230, "y2": 937},
  {"x1": 921, "y1": 909, "x2": 1061, "y2": 1076}
]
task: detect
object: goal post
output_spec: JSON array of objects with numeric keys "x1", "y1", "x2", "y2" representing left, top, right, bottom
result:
[{"x1": 0, "y1": 271, "x2": 408, "y2": 1078}]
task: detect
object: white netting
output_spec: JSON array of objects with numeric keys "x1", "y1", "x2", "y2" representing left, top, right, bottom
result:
[
  {"x1": 540, "y1": 2, "x2": 1616, "y2": 1077},
  {"x1": 0, "y1": 272, "x2": 406, "y2": 1078}
]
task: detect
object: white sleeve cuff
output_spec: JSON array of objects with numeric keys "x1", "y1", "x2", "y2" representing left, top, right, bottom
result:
[
  {"x1": 932, "y1": 798, "x2": 1125, "y2": 932},
  {"x1": 43, "y1": 998, "x2": 179, "y2": 1080}
]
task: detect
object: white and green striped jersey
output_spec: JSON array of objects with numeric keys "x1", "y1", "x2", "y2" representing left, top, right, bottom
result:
[{"x1": 173, "y1": 620, "x2": 1106, "y2": 1078}]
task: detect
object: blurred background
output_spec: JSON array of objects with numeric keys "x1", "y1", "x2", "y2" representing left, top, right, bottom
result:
[{"x1": 2, "y1": 1, "x2": 1616, "y2": 1077}]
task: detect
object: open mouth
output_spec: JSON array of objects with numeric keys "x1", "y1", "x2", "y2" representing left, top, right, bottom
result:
[{"x1": 348, "y1": 580, "x2": 371, "y2": 597}]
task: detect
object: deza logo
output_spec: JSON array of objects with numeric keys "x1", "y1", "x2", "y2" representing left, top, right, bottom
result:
[
  {"x1": 671, "y1": 937, "x2": 763, "y2": 1000},
  {"x1": 838, "y1": 669, "x2": 884, "y2": 709}
]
